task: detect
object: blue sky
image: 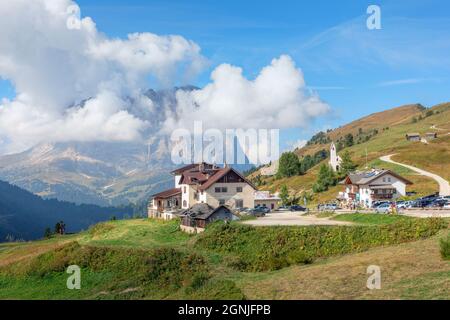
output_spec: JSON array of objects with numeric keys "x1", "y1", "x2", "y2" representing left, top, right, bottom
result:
[{"x1": 1, "y1": 0, "x2": 449, "y2": 151}]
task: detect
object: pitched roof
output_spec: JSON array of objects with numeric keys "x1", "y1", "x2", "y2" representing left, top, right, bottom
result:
[
  {"x1": 151, "y1": 188, "x2": 181, "y2": 199},
  {"x1": 343, "y1": 170, "x2": 412, "y2": 185},
  {"x1": 173, "y1": 163, "x2": 256, "y2": 191},
  {"x1": 170, "y1": 162, "x2": 215, "y2": 175},
  {"x1": 181, "y1": 203, "x2": 232, "y2": 220},
  {"x1": 197, "y1": 166, "x2": 257, "y2": 191}
]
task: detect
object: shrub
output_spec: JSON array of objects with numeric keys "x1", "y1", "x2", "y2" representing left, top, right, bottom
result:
[
  {"x1": 440, "y1": 233, "x2": 450, "y2": 260},
  {"x1": 195, "y1": 219, "x2": 446, "y2": 272}
]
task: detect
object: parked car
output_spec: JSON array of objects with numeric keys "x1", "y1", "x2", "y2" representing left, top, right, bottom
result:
[
  {"x1": 372, "y1": 201, "x2": 390, "y2": 208},
  {"x1": 396, "y1": 200, "x2": 414, "y2": 209},
  {"x1": 427, "y1": 199, "x2": 447, "y2": 208},
  {"x1": 443, "y1": 201, "x2": 450, "y2": 209},
  {"x1": 290, "y1": 205, "x2": 307, "y2": 212},
  {"x1": 255, "y1": 205, "x2": 271, "y2": 212},
  {"x1": 414, "y1": 199, "x2": 433, "y2": 208},
  {"x1": 320, "y1": 203, "x2": 339, "y2": 211},
  {"x1": 375, "y1": 202, "x2": 391, "y2": 213},
  {"x1": 277, "y1": 206, "x2": 290, "y2": 211},
  {"x1": 250, "y1": 207, "x2": 268, "y2": 217}
]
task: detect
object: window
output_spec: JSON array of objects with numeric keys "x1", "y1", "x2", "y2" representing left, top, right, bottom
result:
[
  {"x1": 235, "y1": 199, "x2": 243, "y2": 208},
  {"x1": 382, "y1": 177, "x2": 386, "y2": 182},
  {"x1": 387, "y1": 177, "x2": 391, "y2": 182},
  {"x1": 183, "y1": 186, "x2": 187, "y2": 193},
  {"x1": 219, "y1": 199, "x2": 225, "y2": 205},
  {"x1": 221, "y1": 187, "x2": 228, "y2": 193},
  {"x1": 182, "y1": 200, "x2": 187, "y2": 207},
  {"x1": 236, "y1": 187, "x2": 243, "y2": 193},
  {"x1": 215, "y1": 187, "x2": 221, "y2": 193}
]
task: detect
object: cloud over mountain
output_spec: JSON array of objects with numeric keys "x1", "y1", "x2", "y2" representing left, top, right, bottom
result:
[{"x1": 0, "y1": 0, "x2": 330, "y2": 155}]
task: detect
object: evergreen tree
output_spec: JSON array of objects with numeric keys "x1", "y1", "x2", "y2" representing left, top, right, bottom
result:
[
  {"x1": 54, "y1": 222, "x2": 61, "y2": 235},
  {"x1": 338, "y1": 150, "x2": 356, "y2": 177},
  {"x1": 44, "y1": 227, "x2": 52, "y2": 239},
  {"x1": 280, "y1": 185, "x2": 289, "y2": 205},
  {"x1": 344, "y1": 133, "x2": 354, "y2": 147},
  {"x1": 277, "y1": 152, "x2": 300, "y2": 178},
  {"x1": 313, "y1": 164, "x2": 337, "y2": 193}
]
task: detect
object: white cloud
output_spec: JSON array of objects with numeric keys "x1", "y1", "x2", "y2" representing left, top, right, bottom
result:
[
  {"x1": 164, "y1": 55, "x2": 329, "y2": 131},
  {"x1": 0, "y1": 0, "x2": 205, "y2": 154},
  {"x1": 0, "y1": 0, "x2": 330, "y2": 157},
  {"x1": 377, "y1": 78, "x2": 438, "y2": 87}
]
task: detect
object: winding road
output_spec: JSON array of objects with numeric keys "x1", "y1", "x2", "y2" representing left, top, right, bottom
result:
[{"x1": 380, "y1": 154, "x2": 450, "y2": 196}]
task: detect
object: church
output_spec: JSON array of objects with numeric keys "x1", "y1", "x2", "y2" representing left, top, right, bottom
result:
[{"x1": 329, "y1": 142, "x2": 342, "y2": 172}]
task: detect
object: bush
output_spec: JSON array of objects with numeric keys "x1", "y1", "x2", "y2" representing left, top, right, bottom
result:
[
  {"x1": 195, "y1": 219, "x2": 446, "y2": 272},
  {"x1": 440, "y1": 233, "x2": 450, "y2": 260}
]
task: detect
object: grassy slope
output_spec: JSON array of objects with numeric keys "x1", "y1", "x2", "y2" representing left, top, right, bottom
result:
[
  {"x1": 235, "y1": 229, "x2": 449, "y2": 300},
  {"x1": 0, "y1": 217, "x2": 448, "y2": 300},
  {"x1": 257, "y1": 102, "x2": 450, "y2": 204}
]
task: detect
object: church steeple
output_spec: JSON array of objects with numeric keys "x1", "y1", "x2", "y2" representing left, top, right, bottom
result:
[{"x1": 329, "y1": 142, "x2": 341, "y2": 172}]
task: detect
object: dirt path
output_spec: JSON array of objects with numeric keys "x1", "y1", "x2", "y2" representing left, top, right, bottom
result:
[
  {"x1": 242, "y1": 211, "x2": 352, "y2": 226},
  {"x1": 380, "y1": 154, "x2": 450, "y2": 196}
]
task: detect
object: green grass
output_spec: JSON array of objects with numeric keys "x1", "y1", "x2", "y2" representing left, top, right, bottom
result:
[
  {"x1": 0, "y1": 217, "x2": 448, "y2": 300},
  {"x1": 195, "y1": 218, "x2": 447, "y2": 272},
  {"x1": 440, "y1": 233, "x2": 450, "y2": 260},
  {"x1": 332, "y1": 213, "x2": 413, "y2": 225},
  {"x1": 77, "y1": 219, "x2": 191, "y2": 249}
]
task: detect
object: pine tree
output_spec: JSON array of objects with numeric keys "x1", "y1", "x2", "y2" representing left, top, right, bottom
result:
[
  {"x1": 44, "y1": 227, "x2": 52, "y2": 239},
  {"x1": 339, "y1": 150, "x2": 356, "y2": 177},
  {"x1": 280, "y1": 185, "x2": 289, "y2": 205},
  {"x1": 313, "y1": 164, "x2": 337, "y2": 193},
  {"x1": 277, "y1": 152, "x2": 300, "y2": 178}
]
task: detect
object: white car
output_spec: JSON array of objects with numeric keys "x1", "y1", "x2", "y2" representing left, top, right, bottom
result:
[
  {"x1": 375, "y1": 203, "x2": 391, "y2": 213},
  {"x1": 397, "y1": 201, "x2": 414, "y2": 209},
  {"x1": 443, "y1": 201, "x2": 450, "y2": 209}
]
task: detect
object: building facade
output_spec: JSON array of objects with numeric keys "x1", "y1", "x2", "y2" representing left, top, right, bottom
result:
[
  {"x1": 148, "y1": 163, "x2": 256, "y2": 219},
  {"x1": 338, "y1": 169, "x2": 413, "y2": 208}
]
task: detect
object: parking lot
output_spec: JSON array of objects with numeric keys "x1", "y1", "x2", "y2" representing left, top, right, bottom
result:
[
  {"x1": 241, "y1": 211, "x2": 353, "y2": 226},
  {"x1": 241, "y1": 208, "x2": 450, "y2": 227}
]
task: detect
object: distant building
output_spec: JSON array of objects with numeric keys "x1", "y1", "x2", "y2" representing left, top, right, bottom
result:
[
  {"x1": 425, "y1": 132, "x2": 438, "y2": 140},
  {"x1": 254, "y1": 191, "x2": 281, "y2": 210},
  {"x1": 179, "y1": 203, "x2": 237, "y2": 234},
  {"x1": 405, "y1": 133, "x2": 421, "y2": 141},
  {"x1": 329, "y1": 142, "x2": 342, "y2": 172},
  {"x1": 338, "y1": 169, "x2": 413, "y2": 208}
]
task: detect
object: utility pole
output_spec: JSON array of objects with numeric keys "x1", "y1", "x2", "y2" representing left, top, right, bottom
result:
[{"x1": 365, "y1": 147, "x2": 368, "y2": 169}]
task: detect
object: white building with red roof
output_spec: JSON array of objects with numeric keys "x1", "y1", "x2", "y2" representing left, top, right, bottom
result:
[{"x1": 148, "y1": 163, "x2": 256, "y2": 219}]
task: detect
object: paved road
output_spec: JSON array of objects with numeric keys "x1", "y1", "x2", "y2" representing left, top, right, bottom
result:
[
  {"x1": 241, "y1": 211, "x2": 353, "y2": 226},
  {"x1": 380, "y1": 154, "x2": 450, "y2": 196},
  {"x1": 401, "y1": 210, "x2": 450, "y2": 218}
]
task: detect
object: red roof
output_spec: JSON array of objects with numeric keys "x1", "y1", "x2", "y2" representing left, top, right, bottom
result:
[
  {"x1": 152, "y1": 188, "x2": 181, "y2": 199},
  {"x1": 172, "y1": 163, "x2": 256, "y2": 191}
]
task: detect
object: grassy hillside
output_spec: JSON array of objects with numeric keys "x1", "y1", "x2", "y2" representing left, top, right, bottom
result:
[
  {"x1": 0, "y1": 217, "x2": 448, "y2": 299},
  {"x1": 255, "y1": 102, "x2": 450, "y2": 203}
]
